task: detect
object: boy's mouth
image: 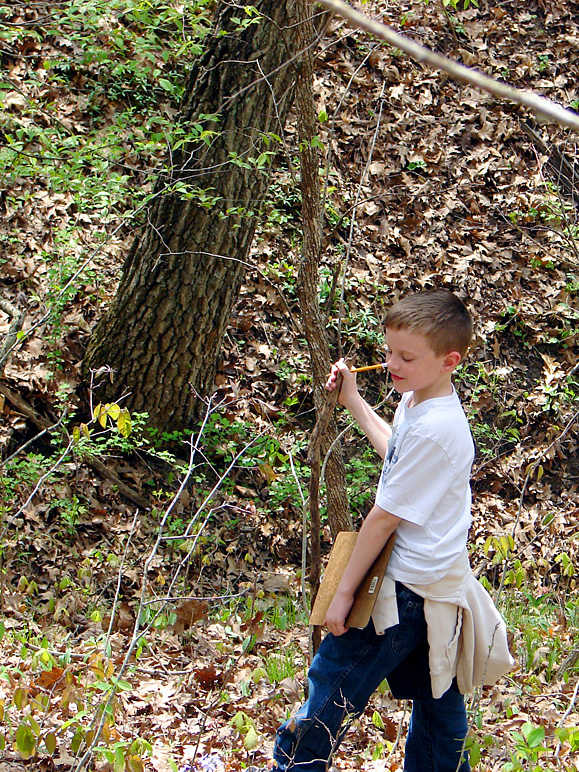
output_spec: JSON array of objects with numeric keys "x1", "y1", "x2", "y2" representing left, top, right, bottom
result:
[{"x1": 390, "y1": 374, "x2": 404, "y2": 381}]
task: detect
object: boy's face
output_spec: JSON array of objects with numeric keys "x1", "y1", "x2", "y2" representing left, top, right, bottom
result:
[{"x1": 384, "y1": 327, "x2": 460, "y2": 404}]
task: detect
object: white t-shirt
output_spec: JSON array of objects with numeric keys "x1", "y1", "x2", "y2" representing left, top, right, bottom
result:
[{"x1": 376, "y1": 389, "x2": 474, "y2": 584}]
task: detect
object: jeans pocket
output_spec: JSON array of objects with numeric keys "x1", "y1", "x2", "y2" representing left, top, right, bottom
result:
[{"x1": 391, "y1": 585, "x2": 427, "y2": 656}]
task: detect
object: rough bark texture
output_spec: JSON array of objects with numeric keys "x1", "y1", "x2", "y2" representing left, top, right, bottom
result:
[
  {"x1": 83, "y1": 1, "x2": 298, "y2": 431},
  {"x1": 293, "y1": 0, "x2": 352, "y2": 553}
]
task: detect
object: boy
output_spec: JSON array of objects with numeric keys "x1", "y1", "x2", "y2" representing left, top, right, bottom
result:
[{"x1": 270, "y1": 290, "x2": 512, "y2": 772}]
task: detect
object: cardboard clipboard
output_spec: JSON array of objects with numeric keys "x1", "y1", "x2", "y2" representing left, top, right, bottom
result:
[{"x1": 309, "y1": 531, "x2": 396, "y2": 629}]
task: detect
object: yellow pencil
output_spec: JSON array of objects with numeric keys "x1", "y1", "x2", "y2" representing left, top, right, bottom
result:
[{"x1": 350, "y1": 362, "x2": 387, "y2": 373}]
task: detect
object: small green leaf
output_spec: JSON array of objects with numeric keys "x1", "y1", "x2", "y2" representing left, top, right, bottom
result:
[
  {"x1": 71, "y1": 729, "x2": 84, "y2": 754},
  {"x1": 244, "y1": 725, "x2": 259, "y2": 750},
  {"x1": 13, "y1": 687, "x2": 28, "y2": 710},
  {"x1": 106, "y1": 403, "x2": 121, "y2": 421},
  {"x1": 15, "y1": 723, "x2": 36, "y2": 759},
  {"x1": 28, "y1": 715, "x2": 41, "y2": 737},
  {"x1": 117, "y1": 408, "x2": 132, "y2": 438},
  {"x1": 127, "y1": 756, "x2": 144, "y2": 772},
  {"x1": 523, "y1": 724, "x2": 545, "y2": 748},
  {"x1": 93, "y1": 403, "x2": 107, "y2": 428},
  {"x1": 372, "y1": 710, "x2": 384, "y2": 729},
  {"x1": 44, "y1": 732, "x2": 57, "y2": 755},
  {"x1": 114, "y1": 744, "x2": 126, "y2": 772},
  {"x1": 469, "y1": 741, "x2": 481, "y2": 766},
  {"x1": 231, "y1": 710, "x2": 247, "y2": 730}
]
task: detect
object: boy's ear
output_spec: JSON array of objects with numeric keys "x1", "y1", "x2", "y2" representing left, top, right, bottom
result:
[{"x1": 442, "y1": 351, "x2": 462, "y2": 371}]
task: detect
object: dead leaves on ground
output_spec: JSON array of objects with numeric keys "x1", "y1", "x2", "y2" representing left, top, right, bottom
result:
[{"x1": 2, "y1": 0, "x2": 579, "y2": 769}]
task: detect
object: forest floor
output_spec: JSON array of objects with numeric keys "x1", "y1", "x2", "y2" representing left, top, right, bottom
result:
[{"x1": 1, "y1": 0, "x2": 579, "y2": 770}]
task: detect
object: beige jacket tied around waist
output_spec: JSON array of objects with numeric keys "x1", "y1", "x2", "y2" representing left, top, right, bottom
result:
[{"x1": 372, "y1": 550, "x2": 515, "y2": 699}]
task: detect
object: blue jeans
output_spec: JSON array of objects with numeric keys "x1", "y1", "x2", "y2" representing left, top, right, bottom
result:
[{"x1": 274, "y1": 583, "x2": 469, "y2": 772}]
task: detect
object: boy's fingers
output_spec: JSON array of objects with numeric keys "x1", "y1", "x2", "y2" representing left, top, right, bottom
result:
[{"x1": 327, "y1": 620, "x2": 348, "y2": 636}]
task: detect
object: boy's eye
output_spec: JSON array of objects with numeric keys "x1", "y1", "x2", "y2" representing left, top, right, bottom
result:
[{"x1": 402, "y1": 356, "x2": 414, "y2": 362}]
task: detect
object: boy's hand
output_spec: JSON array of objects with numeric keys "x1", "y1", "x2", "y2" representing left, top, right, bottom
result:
[
  {"x1": 325, "y1": 359, "x2": 358, "y2": 407},
  {"x1": 324, "y1": 590, "x2": 354, "y2": 636}
]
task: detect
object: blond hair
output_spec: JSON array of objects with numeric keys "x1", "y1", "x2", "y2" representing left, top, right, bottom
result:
[{"x1": 385, "y1": 290, "x2": 472, "y2": 359}]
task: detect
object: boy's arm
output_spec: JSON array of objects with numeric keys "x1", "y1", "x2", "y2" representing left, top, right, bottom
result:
[
  {"x1": 324, "y1": 504, "x2": 400, "y2": 636},
  {"x1": 326, "y1": 359, "x2": 392, "y2": 459}
]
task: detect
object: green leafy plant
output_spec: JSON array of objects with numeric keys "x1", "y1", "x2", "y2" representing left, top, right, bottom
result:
[
  {"x1": 261, "y1": 648, "x2": 302, "y2": 683},
  {"x1": 95, "y1": 737, "x2": 152, "y2": 772},
  {"x1": 231, "y1": 710, "x2": 260, "y2": 751},
  {"x1": 201, "y1": 413, "x2": 309, "y2": 511}
]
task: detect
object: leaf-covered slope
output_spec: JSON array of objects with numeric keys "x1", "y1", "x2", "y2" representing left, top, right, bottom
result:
[{"x1": 1, "y1": 0, "x2": 579, "y2": 770}]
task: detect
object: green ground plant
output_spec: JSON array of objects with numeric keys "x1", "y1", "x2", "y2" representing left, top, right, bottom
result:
[
  {"x1": 455, "y1": 361, "x2": 523, "y2": 458},
  {"x1": 499, "y1": 590, "x2": 579, "y2": 680}
]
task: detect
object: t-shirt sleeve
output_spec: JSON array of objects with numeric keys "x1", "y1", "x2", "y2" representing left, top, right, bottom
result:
[{"x1": 375, "y1": 432, "x2": 456, "y2": 526}]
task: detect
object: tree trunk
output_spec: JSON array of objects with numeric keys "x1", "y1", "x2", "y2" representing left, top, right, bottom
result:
[
  {"x1": 294, "y1": 1, "x2": 352, "y2": 542},
  {"x1": 83, "y1": 0, "x2": 297, "y2": 432}
]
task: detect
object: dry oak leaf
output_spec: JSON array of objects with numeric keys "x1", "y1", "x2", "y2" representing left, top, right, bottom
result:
[
  {"x1": 194, "y1": 664, "x2": 222, "y2": 687},
  {"x1": 173, "y1": 599, "x2": 209, "y2": 634}
]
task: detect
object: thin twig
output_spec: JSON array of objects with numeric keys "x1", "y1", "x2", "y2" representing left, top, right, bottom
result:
[
  {"x1": 0, "y1": 188, "x2": 171, "y2": 368},
  {"x1": 0, "y1": 381, "x2": 149, "y2": 509},
  {"x1": 558, "y1": 677, "x2": 579, "y2": 727},
  {"x1": 103, "y1": 509, "x2": 140, "y2": 647},
  {"x1": 554, "y1": 677, "x2": 579, "y2": 761},
  {"x1": 72, "y1": 396, "x2": 272, "y2": 771},
  {"x1": 142, "y1": 591, "x2": 246, "y2": 605},
  {"x1": 70, "y1": 421, "x2": 202, "y2": 772},
  {"x1": 336, "y1": 80, "x2": 387, "y2": 355},
  {"x1": 287, "y1": 449, "x2": 309, "y2": 619},
  {"x1": 0, "y1": 438, "x2": 75, "y2": 539},
  {"x1": 384, "y1": 699, "x2": 408, "y2": 767},
  {"x1": 0, "y1": 296, "x2": 24, "y2": 376},
  {"x1": 167, "y1": 249, "x2": 302, "y2": 334},
  {"x1": 190, "y1": 587, "x2": 260, "y2": 767}
]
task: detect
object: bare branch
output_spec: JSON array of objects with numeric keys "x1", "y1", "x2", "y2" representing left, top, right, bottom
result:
[{"x1": 317, "y1": 0, "x2": 579, "y2": 133}]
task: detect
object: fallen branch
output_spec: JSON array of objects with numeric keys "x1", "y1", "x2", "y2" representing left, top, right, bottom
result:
[
  {"x1": 87, "y1": 456, "x2": 149, "y2": 509},
  {"x1": 317, "y1": 0, "x2": 579, "y2": 133}
]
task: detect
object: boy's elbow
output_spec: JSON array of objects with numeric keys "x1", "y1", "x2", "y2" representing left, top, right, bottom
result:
[{"x1": 368, "y1": 504, "x2": 400, "y2": 532}]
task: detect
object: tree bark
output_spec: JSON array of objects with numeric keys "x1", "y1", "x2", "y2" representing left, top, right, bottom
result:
[
  {"x1": 293, "y1": 0, "x2": 352, "y2": 551},
  {"x1": 83, "y1": 1, "x2": 297, "y2": 431}
]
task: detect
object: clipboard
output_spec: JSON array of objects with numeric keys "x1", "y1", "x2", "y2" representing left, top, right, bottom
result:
[{"x1": 309, "y1": 531, "x2": 396, "y2": 629}]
